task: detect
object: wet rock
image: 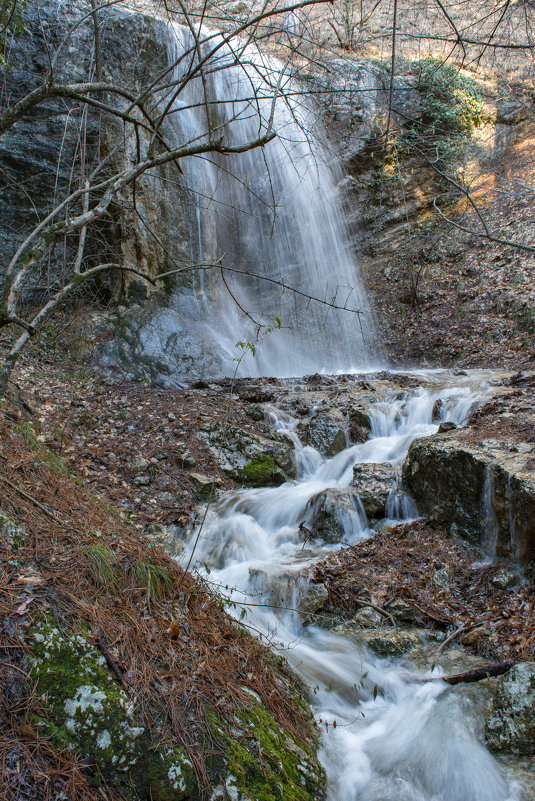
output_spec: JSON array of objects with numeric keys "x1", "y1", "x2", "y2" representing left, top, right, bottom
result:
[
  {"x1": 348, "y1": 405, "x2": 372, "y2": 430},
  {"x1": 146, "y1": 523, "x2": 188, "y2": 558},
  {"x1": 299, "y1": 583, "x2": 329, "y2": 622},
  {"x1": 387, "y1": 599, "x2": 415, "y2": 623},
  {"x1": 304, "y1": 488, "x2": 366, "y2": 543},
  {"x1": 403, "y1": 432, "x2": 535, "y2": 564},
  {"x1": 485, "y1": 663, "x2": 535, "y2": 755},
  {"x1": 438, "y1": 421, "x2": 457, "y2": 433},
  {"x1": 491, "y1": 568, "x2": 520, "y2": 590},
  {"x1": 350, "y1": 462, "x2": 397, "y2": 518},
  {"x1": 298, "y1": 414, "x2": 346, "y2": 457},
  {"x1": 198, "y1": 422, "x2": 295, "y2": 486},
  {"x1": 335, "y1": 626, "x2": 420, "y2": 656},
  {"x1": 290, "y1": 397, "x2": 312, "y2": 416},
  {"x1": 190, "y1": 473, "x2": 223, "y2": 497},
  {"x1": 244, "y1": 404, "x2": 264, "y2": 421},
  {"x1": 234, "y1": 384, "x2": 274, "y2": 403},
  {"x1": 352, "y1": 608, "x2": 385, "y2": 628},
  {"x1": 359, "y1": 628, "x2": 420, "y2": 656}
]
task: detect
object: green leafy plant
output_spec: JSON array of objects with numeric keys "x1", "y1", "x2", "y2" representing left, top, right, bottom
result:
[{"x1": 413, "y1": 58, "x2": 482, "y2": 167}]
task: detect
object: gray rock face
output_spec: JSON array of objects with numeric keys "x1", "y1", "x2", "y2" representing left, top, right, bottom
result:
[
  {"x1": 197, "y1": 422, "x2": 295, "y2": 486},
  {"x1": 304, "y1": 60, "x2": 420, "y2": 165},
  {"x1": 304, "y1": 487, "x2": 367, "y2": 543},
  {"x1": 403, "y1": 431, "x2": 535, "y2": 564},
  {"x1": 297, "y1": 414, "x2": 347, "y2": 456},
  {"x1": 485, "y1": 664, "x2": 535, "y2": 755},
  {"x1": 0, "y1": 0, "x2": 188, "y2": 294},
  {"x1": 350, "y1": 462, "x2": 397, "y2": 519}
]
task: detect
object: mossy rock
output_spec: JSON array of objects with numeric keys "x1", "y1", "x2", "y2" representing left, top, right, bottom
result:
[
  {"x1": 209, "y1": 703, "x2": 325, "y2": 801},
  {"x1": 28, "y1": 617, "x2": 196, "y2": 800},
  {"x1": 240, "y1": 454, "x2": 286, "y2": 487}
]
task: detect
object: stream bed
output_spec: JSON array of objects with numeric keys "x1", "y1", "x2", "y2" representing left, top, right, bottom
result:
[{"x1": 181, "y1": 370, "x2": 532, "y2": 801}]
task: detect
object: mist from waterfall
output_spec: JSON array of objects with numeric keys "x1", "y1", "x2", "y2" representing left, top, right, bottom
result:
[{"x1": 159, "y1": 23, "x2": 381, "y2": 378}]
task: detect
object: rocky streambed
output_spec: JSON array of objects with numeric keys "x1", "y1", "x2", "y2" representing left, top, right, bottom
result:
[
  {"x1": 169, "y1": 367, "x2": 535, "y2": 800},
  {"x1": 6, "y1": 358, "x2": 535, "y2": 800}
]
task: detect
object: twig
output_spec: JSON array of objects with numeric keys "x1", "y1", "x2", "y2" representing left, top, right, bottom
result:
[
  {"x1": 353, "y1": 597, "x2": 396, "y2": 626},
  {"x1": 433, "y1": 623, "x2": 466, "y2": 654},
  {"x1": 95, "y1": 629, "x2": 128, "y2": 691},
  {"x1": 0, "y1": 475, "x2": 62, "y2": 522}
]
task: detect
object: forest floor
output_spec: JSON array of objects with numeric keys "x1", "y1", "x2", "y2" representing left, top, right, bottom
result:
[
  {"x1": 363, "y1": 126, "x2": 535, "y2": 370},
  {"x1": 0, "y1": 345, "x2": 316, "y2": 801}
]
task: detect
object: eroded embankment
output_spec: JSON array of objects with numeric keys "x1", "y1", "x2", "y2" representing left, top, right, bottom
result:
[{"x1": 0, "y1": 397, "x2": 325, "y2": 801}]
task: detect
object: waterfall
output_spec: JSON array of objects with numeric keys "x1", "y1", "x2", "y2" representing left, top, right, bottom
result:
[{"x1": 152, "y1": 23, "x2": 380, "y2": 379}]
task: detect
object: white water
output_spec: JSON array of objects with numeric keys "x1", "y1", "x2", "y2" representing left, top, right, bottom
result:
[
  {"x1": 181, "y1": 375, "x2": 526, "y2": 801},
  {"x1": 158, "y1": 24, "x2": 379, "y2": 378}
]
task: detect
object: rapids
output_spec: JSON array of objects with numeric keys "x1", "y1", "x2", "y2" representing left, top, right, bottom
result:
[{"x1": 181, "y1": 371, "x2": 529, "y2": 801}]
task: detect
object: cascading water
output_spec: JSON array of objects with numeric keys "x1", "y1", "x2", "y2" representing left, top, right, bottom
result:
[
  {"x1": 155, "y1": 23, "x2": 379, "y2": 379},
  {"x1": 182, "y1": 374, "x2": 529, "y2": 801}
]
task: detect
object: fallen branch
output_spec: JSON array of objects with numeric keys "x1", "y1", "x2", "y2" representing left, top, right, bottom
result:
[
  {"x1": 432, "y1": 661, "x2": 517, "y2": 686},
  {"x1": 95, "y1": 628, "x2": 128, "y2": 691},
  {"x1": 353, "y1": 597, "x2": 396, "y2": 627},
  {"x1": 0, "y1": 475, "x2": 62, "y2": 522}
]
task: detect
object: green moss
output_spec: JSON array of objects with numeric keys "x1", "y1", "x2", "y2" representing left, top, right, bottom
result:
[
  {"x1": 28, "y1": 617, "x2": 196, "y2": 800},
  {"x1": 143, "y1": 746, "x2": 196, "y2": 801},
  {"x1": 241, "y1": 454, "x2": 278, "y2": 487},
  {"x1": 29, "y1": 617, "x2": 145, "y2": 786},
  {"x1": 209, "y1": 703, "x2": 325, "y2": 801}
]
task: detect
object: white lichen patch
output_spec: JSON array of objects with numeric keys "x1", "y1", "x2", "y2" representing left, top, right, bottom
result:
[
  {"x1": 64, "y1": 685, "x2": 107, "y2": 717},
  {"x1": 168, "y1": 764, "x2": 187, "y2": 792},
  {"x1": 97, "y1": 730, "x2": 112, "y2": 750}
]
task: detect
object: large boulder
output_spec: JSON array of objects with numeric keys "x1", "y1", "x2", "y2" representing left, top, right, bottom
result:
[
  {"x1": 403, "y1": 431, "x2": 535, "y2": 563},
  {"x1": 485, "y1": 663, "x2": 535, "y2": 755},
  {"x1": 350, "y1": 462, "x2": 397, "y2": 519},
  {"x1": 198, "y1": 422, "x2": 295, "y2": 486},
  {"x1": 304, "y1": 487, "x2": 367, "y2": 543}
]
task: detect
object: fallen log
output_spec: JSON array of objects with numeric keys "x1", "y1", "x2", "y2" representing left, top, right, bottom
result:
[{"x1": 437, "y1": 661, "x2": 517, "y2": 685}]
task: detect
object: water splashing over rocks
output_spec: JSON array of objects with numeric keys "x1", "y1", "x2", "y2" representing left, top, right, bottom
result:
[{"x1": 181, "y1": 370, "x2": 531, "y2": 800}]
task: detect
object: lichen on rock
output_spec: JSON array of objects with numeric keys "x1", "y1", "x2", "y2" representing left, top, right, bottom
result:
[
  {"x1": 485, "y1": 663, "x2": 535, "y2": 755},
  {"x1": 27, "y1": 616, "x2": 196, "y2": 800}
]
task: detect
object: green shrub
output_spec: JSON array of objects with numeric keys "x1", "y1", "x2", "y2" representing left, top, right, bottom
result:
[{"x1": 413, "y1": 57, "x2": 482, "y2": 166}]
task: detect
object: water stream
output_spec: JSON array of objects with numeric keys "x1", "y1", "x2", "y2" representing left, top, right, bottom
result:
[{"x1": 181, "y1": 372, "x2": 528, "y2": 800}]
